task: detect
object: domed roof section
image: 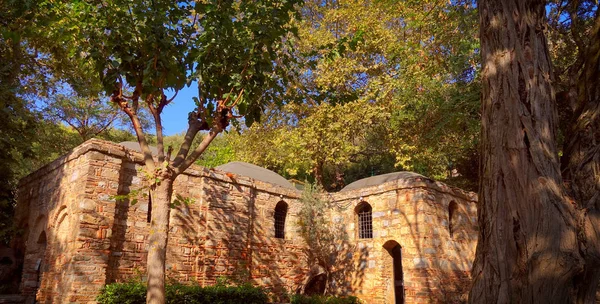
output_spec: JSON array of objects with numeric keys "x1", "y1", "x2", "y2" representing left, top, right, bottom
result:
[
  {"x1": 119, "y1": 141, "x2": 160, "y2": 155},
  {"x1": 215, "y1": 161, "x2": 296, "y2": 190},
  {"x1": 340, "y1": 171, "x2": 429, "y2": 192}
]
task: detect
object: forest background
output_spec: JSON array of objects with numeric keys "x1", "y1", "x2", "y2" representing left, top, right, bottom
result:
[{"x1": 0, "y1": 0, "x2": 590, "y2": 242}]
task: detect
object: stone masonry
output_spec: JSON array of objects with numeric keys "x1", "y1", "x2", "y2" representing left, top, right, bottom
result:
[{"x1": 15, "y1": 139, "x2": 478, "y2": 303}]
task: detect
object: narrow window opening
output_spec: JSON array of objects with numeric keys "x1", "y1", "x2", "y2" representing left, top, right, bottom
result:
[
  {"x1": 274, "y1": 201, "x2": 288, "y2": 239},
  {"x1": 449, "y1": 201, "x2": 458, "y2": 238},
  {"x1": 147, "y1": 191, "x2": 152, "y2": 223},
  {"x1": 37, "y1": 231, "x2": 46, "y2": 244},
  {"x1": 356, "y1": 202, "x2": 373, "y2": 239}
]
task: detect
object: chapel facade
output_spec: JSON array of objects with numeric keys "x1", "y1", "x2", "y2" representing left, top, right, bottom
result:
[{"x1": 14, "y1": 139, "x2": 478, "y2": 303}]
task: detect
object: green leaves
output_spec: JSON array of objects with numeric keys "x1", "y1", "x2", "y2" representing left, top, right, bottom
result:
[
  {"x1": 228, "y1": 0, "x2": 480, "y2": 190},
  {"x1": 50, "y1": 0, "x2": 301, "y2": 127},
  {"x1": 170, "y1": 193, "x2": 194, "y2": 208},
  {"x1": 111, "y1": 188, "x2": 147, "y2": 206},
  {"x1": 190, "y1": 0, "x2": 302, "y2": 125}
]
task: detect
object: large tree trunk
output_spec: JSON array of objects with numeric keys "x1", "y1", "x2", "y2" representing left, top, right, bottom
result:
[
  {"x1": 469, "y1": 0, "x2": 584, "y2": 302},
  {"x1": 146, "y1": 175, "x2": 175, "y2": 304},
  {"x1": 560, "y1": 11, "x2": 600, "y2": 303}
]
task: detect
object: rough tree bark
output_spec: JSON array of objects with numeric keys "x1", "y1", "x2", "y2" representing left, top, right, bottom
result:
[
  {"x1": 560, "y1": 8, "x2": 600, "y2": 303},
  {"x1": 469, "y1": 0, "x2": 591, "y2": 302},
  {"x1": 146, "y1": 175, "x2": 174, "y2": 304}
]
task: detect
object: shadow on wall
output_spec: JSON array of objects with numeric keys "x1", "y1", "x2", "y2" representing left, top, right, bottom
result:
[
  {"x1": 13, "y1": 144, "x2": 477, "y2": 304},
  {"x1": 16, "y1": 163, "x2": 89, "y2": 303},
  {"x1": 390, "y1": 190, "x2": 474, "y2": 303},
  {"x1": 327, "y1": 180, "x2": 476, "y2": 304},
  {"x1": 105, "y1": 161, "x2": 137, "y2": 284},
  {"x1": 167, "y1": 177, "x2": 305, "y2": 303}
]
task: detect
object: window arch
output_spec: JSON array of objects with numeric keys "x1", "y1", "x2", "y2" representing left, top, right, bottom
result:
[
  {"x1": 37, "y1": 231, "x2": 47, "y2": 245},
  {"x1": 355, "y1": 202, "x2": 373, "y2": 239},
  {"x1": 448, "y1": 201, "x2": 458, "y2": 238},
  {"x1": 274, "y1": 201, "x2": 288, "y2": 239}
]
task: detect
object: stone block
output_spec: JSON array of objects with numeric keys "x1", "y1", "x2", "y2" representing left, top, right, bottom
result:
[
  {"x1": 78, "y1": 227, "x2": 98, "y2": 239},
  {"x1": 423, "y1": 248, "x2": 437, "y2": 255},
  {"x1": 79, "y1": 214, "x2": 107, "y2": 226},
  {"x1": 372, "y1": 211, "x2": 386, "y2": 218},
  {"x1": 79, "y1": 199, "x2": 96, "y2": 211},
  {"x1": 413, "y1": 258, "x2": 429, "y2": 268}
]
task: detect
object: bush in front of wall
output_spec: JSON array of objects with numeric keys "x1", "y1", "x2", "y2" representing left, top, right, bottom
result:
[
  {"x1": 290, "y1": 294, "x2": 360, "y2": 304},
  {"x1": 97, "y1": 281, "x2": 269, "y2": 304}
]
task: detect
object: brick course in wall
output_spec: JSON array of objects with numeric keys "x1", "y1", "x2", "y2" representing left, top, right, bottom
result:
[{"x1": 15, "y1": 139, "x2": 477, "y2": 304}]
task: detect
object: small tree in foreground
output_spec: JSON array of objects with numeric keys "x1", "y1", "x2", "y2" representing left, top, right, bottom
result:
[
  {"x1": 41, "y1": 1, "x2": 302, "y2": 303},
  {"x1": 297, "y1": 184, "x2": 353, "y2": 295}
]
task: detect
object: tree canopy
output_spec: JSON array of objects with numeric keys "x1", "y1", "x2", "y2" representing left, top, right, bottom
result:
[{"x1": 227, "y1": 0, "x2": 480, "y2": 191}]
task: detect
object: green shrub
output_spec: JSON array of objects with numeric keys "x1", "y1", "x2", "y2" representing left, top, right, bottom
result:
[
  {"x1": 290, "y1": 294, "x2": 360, "y2": 304},
  {"x1": 97, "y1": 282, "x2": 269, "y2": 304},
  {"x1": 96, "y1": 282, "x2": 146, "y2": 304}
]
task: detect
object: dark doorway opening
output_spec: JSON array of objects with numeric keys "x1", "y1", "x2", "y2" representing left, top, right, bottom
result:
[
  {"x1": 384, "y1": 240, "x2": 404, "y2": 304},
  {"x1": 304, "y1": 273, "x2": 326, "y2": 295}
]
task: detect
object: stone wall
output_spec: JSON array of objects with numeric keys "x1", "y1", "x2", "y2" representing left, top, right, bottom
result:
[
  {"x1": 15, "y1": 139, "x2": 478, "y2": 303},
  {"x1": 328, "y1": 178, "x2": 478, "y2": 303},
  {"x1": 16, "y1": 140, "x2": 307, "y2": 303},
  {"x1": 15, "y1": 140, "x2": 115, "y2": 303}
]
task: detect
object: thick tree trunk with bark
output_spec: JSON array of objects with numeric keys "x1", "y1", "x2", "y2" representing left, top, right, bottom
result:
[
  {"x1": 470, "y1": 0, "x2": 584, "y2": 302},
  {"x1": 560, "y1": 10, "x2": 600, "y2": 303},
  {"x1": 145, "y1": 173, "x2": 175, "y2": 304}
]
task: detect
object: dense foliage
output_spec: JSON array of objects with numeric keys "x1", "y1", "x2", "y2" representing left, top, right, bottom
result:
[
  {"x1": 290, "y1": 294, "x2": 360, "y2": 304},
  {"x1": 97, "y1": 282, "x2": 268, "y2": 304},
  {"x1": 230, "y1": 0, "x2": 481, "y2": 191}
]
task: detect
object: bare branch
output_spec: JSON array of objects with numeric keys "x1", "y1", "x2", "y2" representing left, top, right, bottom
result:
[
  {"x1": 146, "y1": 93, "x2": 166, "y2": 162},
  {"x1": 167, "y1": 89, "x2": 178, "y2": 103},
  {"x1": 568, "y1": 0, "x2": 585, "y2": 52},
  {"x1": 112, "y1": 94, "x2": 155, "y2": 171},
  {"x1": 91, "y1": 112, "x2": 120, "y2": 138},
  {"x1": 175, "y1": 127, "x2": 221, "y2": 175},
  {"x1": 172, "y1": 111, "x2": 203, "y2": 167}
]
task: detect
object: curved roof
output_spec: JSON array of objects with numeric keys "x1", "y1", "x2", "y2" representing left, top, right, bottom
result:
[
  {"x1": 340, "y1": 171, "x2": 428, "y2": 192},
  {"x1": 119, "y1": 141, "x2": 160, "y2": 156},
  {"x1": 215, "y1": 161, "x2": 296, "y2": 190}
]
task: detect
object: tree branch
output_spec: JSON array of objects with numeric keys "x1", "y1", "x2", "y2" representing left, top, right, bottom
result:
[
  {"x1": 568, "y1": 0, "x2": 585, "y2": 52},
  {"x1": 172, "y1": 111, "x2": 203, "y2": 167},
  {"x1": 175, "y1": 127, "x2": 221, "y2": 175},
  {"x1": 91, "y1": 112, "x2": 120, "y2": 139},
  {"x1": 146, "y1": 93, "x2": 166, "y2": 163},
  {"x1": 112, "y1": 94, "x2": 155, "y2": 171}
]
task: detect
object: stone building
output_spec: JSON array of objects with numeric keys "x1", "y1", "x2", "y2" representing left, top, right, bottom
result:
[{"x1": 14, "y1": 139, "x2": 477, "y2": 303}]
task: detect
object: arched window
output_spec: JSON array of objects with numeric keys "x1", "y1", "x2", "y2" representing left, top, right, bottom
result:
[
  {"x1": 448, "y1": 201, "x2": 458, "y2": 238},
  {"x1": 355, "y1": 202, "x2": 373, "y2": 239},
  {"x1": 274, "y1": 201, "x2": 288, "y2": 239},
  {"x1": 37, "y1": 231, "x2": 47, "y2": 245}
]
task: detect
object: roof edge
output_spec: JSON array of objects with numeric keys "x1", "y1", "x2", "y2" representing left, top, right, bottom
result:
[
  {"x1": 18, "y1": 139, "x2": 301, "y2": 198},
  {"x1": 333, "y1": 174, "x2": 477, "y2": 203}
]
